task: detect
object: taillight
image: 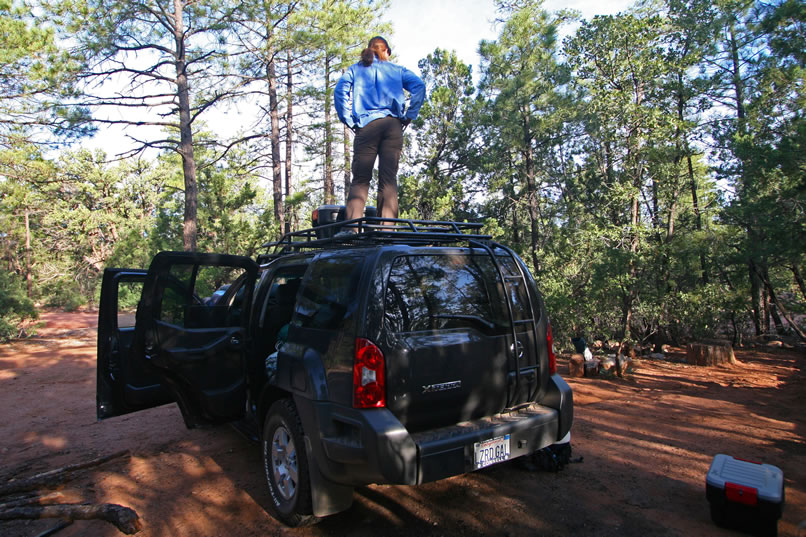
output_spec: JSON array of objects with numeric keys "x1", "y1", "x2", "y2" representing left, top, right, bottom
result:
[
  {"x1": 352, "y1": 338, "x2": 386, "y2": 408},
  {"x1": 546, "y1": 322, "x2": 557, "y2": 375}
]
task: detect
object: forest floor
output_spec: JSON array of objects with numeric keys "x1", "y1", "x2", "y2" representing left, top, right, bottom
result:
[{"x1": 1, "y1": 311, "x2": 804, "y2": 537}]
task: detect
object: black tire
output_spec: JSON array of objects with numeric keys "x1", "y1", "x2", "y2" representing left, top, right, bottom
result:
[{"x1": 262, "y1": 399, "x2": 317, "y2": 527}]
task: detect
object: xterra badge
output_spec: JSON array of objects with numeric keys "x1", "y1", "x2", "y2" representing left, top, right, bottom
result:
[{"x1": 422, "y1": 381, "x2": 462, "y2": 394}]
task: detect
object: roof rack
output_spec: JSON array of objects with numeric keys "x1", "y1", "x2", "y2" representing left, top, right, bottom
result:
[{"x1": 258, "y1": 216, "x2": 492, "y2": 262}]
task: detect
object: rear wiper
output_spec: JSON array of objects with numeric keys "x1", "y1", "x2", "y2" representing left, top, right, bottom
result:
[{"x1": 431, "y1": 314, "x2": 496, "y2": 331}]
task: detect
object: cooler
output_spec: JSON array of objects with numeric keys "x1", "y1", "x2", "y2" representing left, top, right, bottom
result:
[{"x1": 706, "y1": 454, "x2": 784, "y2": 536}]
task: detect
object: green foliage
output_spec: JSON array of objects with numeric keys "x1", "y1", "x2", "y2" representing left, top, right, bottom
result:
[
  {"x1": 0, "y1": 0, "x2": 802, "y2": 347},
  {"x1": 41, "y1": 279, "x2": 85, "y2": 312},
  {"x1": 0, "y1": 270, "x2": 37, "y2": 341},
  {"x1": 0, "y1": 0, "x2": 92, "y2": 145},
  {"x1": 401, "y1": 49, "x2": 478, "y2": 221}
]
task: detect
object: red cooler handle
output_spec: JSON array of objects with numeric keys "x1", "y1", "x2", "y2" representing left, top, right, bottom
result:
[{"x1": 725, "y1": 482, "x2": 758, "y2": 506}]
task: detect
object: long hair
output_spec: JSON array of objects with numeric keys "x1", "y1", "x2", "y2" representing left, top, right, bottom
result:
[{"x1": 360, "y1": 36, "x2": 391, "y2": 67}]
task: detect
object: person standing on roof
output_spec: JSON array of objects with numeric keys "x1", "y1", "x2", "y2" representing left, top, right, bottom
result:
[{"x1": 334, "y1": 36, "x2": 426, "y2": 224}]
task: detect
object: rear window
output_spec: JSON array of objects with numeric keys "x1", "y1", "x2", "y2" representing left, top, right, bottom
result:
[{"x1": 384, "y1": 254, "x2": 533, "y2": 335}]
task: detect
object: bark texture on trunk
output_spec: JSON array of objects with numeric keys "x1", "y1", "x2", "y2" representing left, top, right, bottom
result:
[
  {"x1": 267, "y1": 38, "x2": 284, "y2": 235},
  {"x1": 323, "y1": 56, "x2": 334, "y2": 204},
  {"x1": 686, "y1": 343, "x2": 736, "y2": 366},
  {"x1": 174, "y1": 0, "x2": 198, "y2": 252},
  {"x1": 24, "y1": 210, "x2": 32, "y2": 298},
  {"x1": 284, "y1": 50, "x2": 294, "y2": 234}
]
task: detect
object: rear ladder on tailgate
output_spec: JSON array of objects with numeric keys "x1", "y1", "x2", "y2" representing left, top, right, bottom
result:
[{"x1": 470, "y1": 240, "x2": 541, "y2": 407}]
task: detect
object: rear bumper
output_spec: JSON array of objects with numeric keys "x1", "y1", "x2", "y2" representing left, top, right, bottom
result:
[{"x1": 303, "y1": 374, "x2": 573, "y2": 486}]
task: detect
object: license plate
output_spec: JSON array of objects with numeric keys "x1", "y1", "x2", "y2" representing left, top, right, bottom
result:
[{"x1": 473, "y1": 434, "x2": 511, "y2": 470}]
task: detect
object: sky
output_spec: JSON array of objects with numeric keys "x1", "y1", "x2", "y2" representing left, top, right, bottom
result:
[
  {"x1": 383, "y1": 0, "x2": 633, "y2": 76},
  {"x1": 82, "y1": 0, "x2": 634, "y2": 156}
]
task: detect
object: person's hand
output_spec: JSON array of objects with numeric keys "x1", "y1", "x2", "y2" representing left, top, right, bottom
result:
[
  {"x1": 401, "y1": 118, "x2": 411, "y2": 131},
  {"x1": 350, "y1": 125, "x2": 361, "y2": 135}
]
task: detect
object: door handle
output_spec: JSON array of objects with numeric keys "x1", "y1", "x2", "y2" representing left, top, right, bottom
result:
[{"x1": 230, "y1": 336, "x2": 241, "y2": 347}]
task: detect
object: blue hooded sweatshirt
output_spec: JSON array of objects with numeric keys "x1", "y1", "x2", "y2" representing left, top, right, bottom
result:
[{"x1": 334, "y1": 59, "x2": 426, "y2": 129}]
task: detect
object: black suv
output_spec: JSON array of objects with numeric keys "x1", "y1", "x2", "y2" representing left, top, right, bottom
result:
[{"x1": 96, "y1": 213, "x2": 573, "y2": 526}]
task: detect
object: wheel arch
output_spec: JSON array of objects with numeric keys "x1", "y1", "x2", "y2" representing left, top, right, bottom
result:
[{"x1": 257, "y1": 384, "x2": 292, "y2": 436}]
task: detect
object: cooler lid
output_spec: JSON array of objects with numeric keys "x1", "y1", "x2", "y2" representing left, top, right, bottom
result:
[{"x1": 706, "y1": 454, "x2": 784, "y2": 503}]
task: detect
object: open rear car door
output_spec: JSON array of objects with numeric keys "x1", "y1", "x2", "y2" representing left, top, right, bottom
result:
[{"x1": 97, "y1": 252, "x2": 258, "y2": 428}]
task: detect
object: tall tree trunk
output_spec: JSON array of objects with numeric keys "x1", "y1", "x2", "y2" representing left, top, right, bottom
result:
[
  {"x1": 622, "y1": 124, "x2": 643, "y2": 343},
  {"x1": 24, "y1": 210, "x2": 32, "y2": 298},
  {"x1": 792, "y1": 265, "x2": 806, "y2": 301},
  {"x1": 522, "y1": 118, "x2": 540, "y2": 275},
  {"x1": 749, "y1": 258, "x2": 763, "y2": 335},
  {"x1": 686, "y1": 147, "x2": 708, "y2": 284},
  {"x1": 675, "y1": 70, "x2": 708, "y2": 284},
  {"x1": 284, "y1": 50, "x2": 294, "y2": 235},
  {"x1": 510, "y1": 171, "x2": 520, "y2": 246},
  {"x1": 174, "y1": 0, "x2": 197, "y2": 252},
  {"x1": 761, "y1": 266, "x2": 783, "y2": 333},
  {"x1": 621, "y1": 193, "x2": 640, "y2": 341},
  {"x1": 267, "y1": 37, "x2": 284, "y2": 236},
  {"x1": 323, "y1": 56, "x2": 334, "y2": 204},
  {"x1": 729, "y1": 24, "x2": 747, "y2": 131},
  {"x1": 757, "y1": 267, "x2": 806, "y2": 341},
  {"x1": 729, "y1": 23, "x2": 765, "y2": 337}
]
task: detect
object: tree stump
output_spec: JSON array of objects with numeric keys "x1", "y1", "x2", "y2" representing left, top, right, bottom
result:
[
  {"x1": 686, "y1": 343, "x2": 736, "y2": 366},
  {"x1": 568, "y1": 354, "x2": 585, "y2": 377}
]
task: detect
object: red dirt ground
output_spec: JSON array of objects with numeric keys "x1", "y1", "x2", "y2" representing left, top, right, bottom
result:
[{"x1": 1, "y1": 311, "x2": 804, "y2": 537}]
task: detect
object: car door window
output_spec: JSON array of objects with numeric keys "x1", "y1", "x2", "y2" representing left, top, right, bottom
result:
[
  {"x1": 294, "y1": 255, "x2": 364, "y2": 331},
  {"x1": 117, "y1": 280, "x2": 143, "y2": 329},
  {"x1": 155, "y1": 263, "x2": 248, "y2": 328},
  {"x1": 256, "y1": 266, "x2": 308, "y2": 356}
]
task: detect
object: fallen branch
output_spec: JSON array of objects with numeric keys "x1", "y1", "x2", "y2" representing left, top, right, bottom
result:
[
  {"x1": 0, "y1": 492, "x2": 65, "y2": 509},
  {"x1": 0, "y1": 503, "x2": 142, "y2": 534},
  {"x1": 34, "y1": 520, "x2": 72, "y2": 537},
  {"x1": 0, "y1": 462, "x2": 33, "y2": 484},
  {"x1": 0, "y1": 451, "x2": 129, "y2": 496}
]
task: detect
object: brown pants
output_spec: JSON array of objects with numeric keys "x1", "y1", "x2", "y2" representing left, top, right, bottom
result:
[{"x1": 345, "y1": 116, "x2": 404, "y2": 220}]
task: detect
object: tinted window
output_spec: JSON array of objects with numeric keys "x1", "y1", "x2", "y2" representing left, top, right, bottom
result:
[
  {"x1": 293, "y1": 255, "x2": 363, "y2": 330},
  {"x1": 160, "y1": 265, "x2": 194, "y2": 326},
  {"x1": 258, "y1": 266, "x2": 307, "y2": 330},
  {"x1": 156, "y1": 264, "x2": 247, "y2": 327},
  {"x1": 384, "y1": 254, "x2": 514, "y2": 334},
  {"x1": 498, "y1": 257, "x2": 532, "y2": 322},
  {"x1": 117, "y1": 280, "x2": 143, "y2": 329}
]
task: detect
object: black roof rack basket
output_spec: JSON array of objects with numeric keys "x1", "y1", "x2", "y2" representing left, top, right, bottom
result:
[{"x1": 258, "y1": 216, "x2": 492, "y2": 262}]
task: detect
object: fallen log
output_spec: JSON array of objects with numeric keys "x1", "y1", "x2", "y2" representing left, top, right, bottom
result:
[
  {"x1": 0, "y1": 503, "x2": 142, "y2": 534},
  {"x1": 0, "y1": 450, "x2": 129, "y2": 496}
]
